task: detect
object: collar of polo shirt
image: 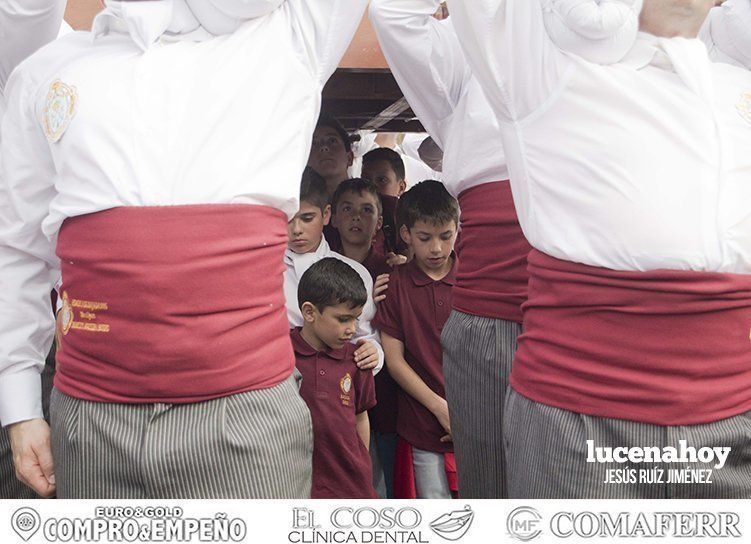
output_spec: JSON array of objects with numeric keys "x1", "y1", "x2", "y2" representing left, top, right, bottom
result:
[{"x1": 94, "y1": 0, "x2": 284, "y2": 50}]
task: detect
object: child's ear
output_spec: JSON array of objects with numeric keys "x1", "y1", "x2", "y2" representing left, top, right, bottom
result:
[
  {"x1": 398, "y1": 179, "x2": 407, "y2": 196},
  {"x1": 322, "y1": 204, "x2": 332, "y2": 226},
  {"x1": 376, "y1": 215, "x2": 384, "y2": 232},
  {"x1": 400, "y1": 224, "x2": 411, "y2": 246},
  {"x1": 301, "y1": 302, "x2": 318, "y2": 323}
]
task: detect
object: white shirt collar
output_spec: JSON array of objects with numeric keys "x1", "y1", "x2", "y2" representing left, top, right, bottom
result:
[
  {"x1": 621, "y1": 32, "x2": 677, "y2": 71},
  {"x1": 284, "y1": 237, "x2": 331, "y2": 276}
]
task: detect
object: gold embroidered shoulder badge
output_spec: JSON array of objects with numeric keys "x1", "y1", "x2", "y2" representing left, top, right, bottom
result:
[{"x1": 43, "y1": 80, "x2": 78, "y2": 143}]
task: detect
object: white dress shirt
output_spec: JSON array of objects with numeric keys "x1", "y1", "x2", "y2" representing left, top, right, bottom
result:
[
  {"x1": 0, "y1": 0, "x2": 368, "y2": 426},
  {"x1": 700, "y1": 0, "x2": 751, "y2": 70},
  {"x1": 446, "y1": 0, "x2": 751, "y2": 274},
  {"x1": 369, "y1": 0, "x2": 508, "y2": 197},
  {"x1": 283, "y1": 238, "x2": 384, "y2": 374},
  {"x1": 0, "y1": 0, "x2": 66, "y2": 427}
]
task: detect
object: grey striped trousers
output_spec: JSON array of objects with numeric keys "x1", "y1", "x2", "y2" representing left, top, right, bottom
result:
[
  {"x1": 50, "y1": 374, "x2": 313, "y2": 499},
  {"x1": 441, "y1": 310, "x2": 522, "y2": 499},
  {"x1": 505, "y1": 389, "x2": 751, "y2": 498}
]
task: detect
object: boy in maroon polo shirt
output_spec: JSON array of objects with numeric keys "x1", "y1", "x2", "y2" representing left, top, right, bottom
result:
[
  {"x1": 373, "y1": 181, "x2": 459, "y2": 499},
  {"x1": 331, "y1": 178, "x2": 402, "y2": 498},
  {"x1": 331, "y1": 178, "x2": 391, "y2": 281},
  {"x1": 292, "y1": 258, "x2": 378, "y2": 499}
]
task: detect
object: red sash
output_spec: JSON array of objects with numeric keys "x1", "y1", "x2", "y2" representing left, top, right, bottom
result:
[
  {"x1": 511, "y1": 250, "x2": 751, "y2": 425},
  {"x1": 54, "y1": 204, "x2": 294, "y2": 404},
  {"x1": 454, "y1": 181, "x2": 530, "y2": 322}
]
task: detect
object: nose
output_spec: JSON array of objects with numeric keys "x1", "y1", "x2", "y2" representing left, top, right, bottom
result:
[{"x1": 291, "y1": 220, "x2": 303, "y2": 236}]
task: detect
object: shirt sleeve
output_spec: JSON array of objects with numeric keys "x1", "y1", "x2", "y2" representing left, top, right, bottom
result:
[
  {"x1": 354, "y1": 359, "x2": 377, "y2": 414},
  {"x1": 285, "y1": 0, "x2": 370, "y2": 85},
  {"x1": 371, "y1": 277, "x2": 404, "y2": 343},
  {"x1": 369, "y1": 0, "x2": 469, "y2": 149},
  {"x1": 0, "y1": 68, "x2": 59, "y2": 426},
  {"x1": 352, "y1": 270, "x2": 385, "y2": 374},
  {"x1": 444, "y1": 0, "x2": 569, "y2": 121},
  {"x1": 0, "y1": 0, "x2": 66, "y2": 91}
]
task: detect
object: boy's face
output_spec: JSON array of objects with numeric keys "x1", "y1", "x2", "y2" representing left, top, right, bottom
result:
[
  {"x1": 332, "y1": 190, "x2": 383, "y2": 248},
  {"x1": 307, "y1": 126, "x2": 353, "y2": 181},
  {"x1": 362, "y1": 159, "x2": 406, "y2": 198},
  {"x1": 401, "y1": 219, "x2": 458, "y2": 272},
  {"x1": 302, "y1": 302, "x2": 363, "y2": 350},
  {"x1": 287, "y1": 201, "x2": 330, "y2": 254}
]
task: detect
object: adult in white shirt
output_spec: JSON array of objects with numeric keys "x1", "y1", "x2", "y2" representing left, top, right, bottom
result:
[
  {"x1": 370, "y1": 0, "x2": 532, "y2": 498},
  {"x1": 700, "y1": 0, "x2": 751, "y2": 69},
  {"x1": 447, "y1": 0, "x2": 751, "y2": 498},
  {"x1": 0, "y1": 0, "x2": 67, "y2": 501},
  {"x1": 0, "y1": 0, "x2": 368, "y2": 499}
]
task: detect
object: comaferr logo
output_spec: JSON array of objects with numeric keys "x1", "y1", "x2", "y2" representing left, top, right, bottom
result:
[
  {"x1": 507, "y1": 507, "x2": 542, "y2": 542},
  {"x1": 505, "y1": 508, "x2": 742, "y2": 540}
]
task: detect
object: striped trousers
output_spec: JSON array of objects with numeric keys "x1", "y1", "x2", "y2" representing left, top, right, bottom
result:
[
  {"x1": 505, "y1": 389, "x2": 751, "y2": 498},
  {"x1": 50, "y1": 374, "x2": 313, "y2": 499},
  {"x1": 441, "y1": 310, "x2": 522, "y2": 499}
]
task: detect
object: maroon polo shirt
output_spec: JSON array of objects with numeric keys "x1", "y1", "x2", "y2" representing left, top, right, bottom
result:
[
  {"x1": 373, "y1": 258, "x2": 456, "y2": 453},
  {"x1": 361, "y1": 247, "x2": 400, "y2": 434},
  {"x1": 291, "y1": 328, "x2": 378, "y2": 499}
]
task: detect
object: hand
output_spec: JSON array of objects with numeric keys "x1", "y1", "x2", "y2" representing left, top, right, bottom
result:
[
  {"x1": 9, "y1": 418, "x2": 56, "y2": 498},
  {"x1": 354, "y1": 339, "x2": 379, "y2": 370},
  {"x1": 373, "y1": 274, "x2": 390, "y2": 303},
  {"x1": 431, "y1": 397, "x2": 452, "y2": 442},
  {"x1": 386, "y1": 252, "x2": 408, "y2": 267}
]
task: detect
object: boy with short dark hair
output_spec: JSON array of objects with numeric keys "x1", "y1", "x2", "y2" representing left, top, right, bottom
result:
[
  {"x1": 292, "y1": 258, "x2": 377, "y2": 499},
  {"x1": 331, "y1": 178, "x2": 389, "y2": 279},
  {"x1": 285, "y1": 168, "x2": 384, "y2": 372},
  {"x1": 373, "y1": 180, "x2": 460, "y2": 499},
  {"x1": 331, "y1": 177, "x2": 402, "y2": 498},
  {"x1": 362, "y1": 147, "x2": 407, "y2": 198}
]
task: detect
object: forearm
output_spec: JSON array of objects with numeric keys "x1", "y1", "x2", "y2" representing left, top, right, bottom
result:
[{"x1": 356, "y1": 412, "x2": 370, "y2": 450}]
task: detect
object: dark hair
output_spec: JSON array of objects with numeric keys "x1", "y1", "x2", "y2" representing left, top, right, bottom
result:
[
  {"x1": 298, "y1": 258, "x2": 367, "y2": 312},
  {"x1": 331, "y1": 178, "x2": 383, "y2": 216},
  {"x1": 362, "y1": 147, "x2": 406, "y2": 181},
  {"x1": 300, "y1": 167, "x2": 330, "y2": 212},
  {"x1": 315, "y1": 112, "x2": 355, "y2": 154},
  {"x1": 396, "y1": 180, "x2": 459, "y2": 230}
]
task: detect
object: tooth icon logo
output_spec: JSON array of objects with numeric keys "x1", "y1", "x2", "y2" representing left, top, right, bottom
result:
[
  {"x1": 11, "y1": 507, "x2": 41, "y2": 541},
  {"x1": 429, "y1": 505, "x2": 474, "y2": 541}
]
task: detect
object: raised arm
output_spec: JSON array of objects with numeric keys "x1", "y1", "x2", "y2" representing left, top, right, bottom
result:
[
  {"x1": 444, "y1": 0, "x2": 567, "y2": 121},
  {"x1": 369, "y1": 0, "x2": 469, "y2": 148},
  {"x1": 285, "y1": 0, "x2": 370, "y2": 85},
  {"x1": 0, "y1": 0, "x2": 66, "y2": 90}
]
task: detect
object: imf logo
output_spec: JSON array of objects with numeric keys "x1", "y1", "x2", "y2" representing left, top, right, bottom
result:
[{"x1": 507, "y1": 506, "x2": 543, "y2": 541}]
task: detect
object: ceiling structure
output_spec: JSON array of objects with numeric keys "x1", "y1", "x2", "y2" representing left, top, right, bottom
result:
[{"x1": 65, "y1": 1, "x2": 423, "y2": 133}]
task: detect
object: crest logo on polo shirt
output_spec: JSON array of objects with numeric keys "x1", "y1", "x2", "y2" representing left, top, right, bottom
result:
[
  {"x1": 339, "y1": 373, "x2": 352, "y2": 406},
  {"x1": 58, "y1": 291, "x2": 74, "y2": 337},
  {"x1": 737, "y1": 92, "x2": 751, "y2": 125},
  {"x1": 43, "y1": 80, "x2": 78, "y2": 143}
]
